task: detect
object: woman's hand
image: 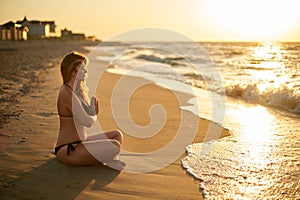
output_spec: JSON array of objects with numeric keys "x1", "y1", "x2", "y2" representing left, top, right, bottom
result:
[{"x1": 90, "y1": 96, "x2": 99, "y2": 115}]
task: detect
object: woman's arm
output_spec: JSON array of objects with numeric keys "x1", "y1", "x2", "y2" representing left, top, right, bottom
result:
[{"x1": 72, "y1": 94, "x2": 97, "y2": 127}]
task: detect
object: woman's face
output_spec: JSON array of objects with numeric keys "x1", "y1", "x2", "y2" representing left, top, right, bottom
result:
[{"x1": 75, "y1": 63, "x2": 88, "y2": 82}]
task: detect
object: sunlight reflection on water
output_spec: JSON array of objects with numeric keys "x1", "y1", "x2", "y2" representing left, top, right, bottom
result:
[{"x1": 182, "y1": 100, "x2": 300, "y2": 199}]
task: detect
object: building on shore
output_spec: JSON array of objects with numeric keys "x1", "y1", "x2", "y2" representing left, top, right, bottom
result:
[
  {"x1": 16, "y1": 16, "x2": 57, "y2": 39},
  {"x1": 1, "y1": 16, "x2": 57, "y2": 41},
  {"x1": 0, "y1": 16, "x2": 97, "y2": 41},
  {"x1": 0, "y1": 21, "x2": 29, "y2": 41},
  {"x1": 61, "y1": 28, "x2": 85, "y2": 40}
]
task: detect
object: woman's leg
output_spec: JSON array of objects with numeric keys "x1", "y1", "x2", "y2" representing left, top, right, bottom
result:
[
  {"x1": 87, "y1": 130, "x2": 123, "y2": 144},
  {"x1": 75, "y1": 139, "x2": 126, "y2": 170}
]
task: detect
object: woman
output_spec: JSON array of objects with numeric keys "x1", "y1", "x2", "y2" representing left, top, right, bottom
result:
[{"x1": 54, "y1": 51, "x2": 126, "y2": 171}]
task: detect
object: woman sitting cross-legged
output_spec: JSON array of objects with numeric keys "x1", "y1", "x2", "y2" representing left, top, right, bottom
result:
[{"x1": 54, "y1": 51, "x2": 126, "y2": 171}]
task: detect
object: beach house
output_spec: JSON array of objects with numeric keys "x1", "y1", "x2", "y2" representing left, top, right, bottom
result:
[
  {"x1": 16, "y1": 16, "x2": 56, "y2": 39},
  {"x1": 61, "y1": 28, "x2": 85, "y2": 40},
  {"x1": 0, "y1": 16, "x2": 57, "y2": 41},
  {"x1": 0, "y1": 16, "x2": 91, "y2": 41},
  {"x1": 0, "y1": 21, "x2": 29, "y2": 41}
]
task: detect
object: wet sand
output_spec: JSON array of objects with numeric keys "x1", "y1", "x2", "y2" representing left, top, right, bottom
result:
[{"x1": 0, "y1": 40, "x2": 230, "y2": 199}]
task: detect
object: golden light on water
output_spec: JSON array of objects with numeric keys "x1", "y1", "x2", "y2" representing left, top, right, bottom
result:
[
  {"x1": 253, "y1": 42, "x2": 282, "y2": 61},
  {"x1": 237, "y1": 106, "x2": 275, "y2": 139},
  {"x1": 249, "y1": 42, "x2": 292, "y2": 94},
  {"x1": 234, "y1": 106, "x2": 276, "y2": 166}
]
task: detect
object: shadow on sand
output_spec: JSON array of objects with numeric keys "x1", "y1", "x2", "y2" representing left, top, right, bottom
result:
[{"x1": 2, "y1": 159, "x2": 120, "y2": 199}]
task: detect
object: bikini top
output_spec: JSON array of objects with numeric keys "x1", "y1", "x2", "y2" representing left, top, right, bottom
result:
[
  {"x1": 58, "y1": 83, "x2": 97, "y2": 127},
  {"x1": 58, "y1": 84, "x2": 73, "y2": 118},
  {"x1": 58, "y1": 84, "x2": 91, "y2": 117}
]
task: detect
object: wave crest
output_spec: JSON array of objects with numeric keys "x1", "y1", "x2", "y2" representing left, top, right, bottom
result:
[{"x1": 225, "y1": 82, "x2": 300, "y2": 113}]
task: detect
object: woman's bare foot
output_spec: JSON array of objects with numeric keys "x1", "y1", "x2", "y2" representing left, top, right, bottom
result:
[{"x1": 104, "y1": 159, "x2": 126, "y2": 171}]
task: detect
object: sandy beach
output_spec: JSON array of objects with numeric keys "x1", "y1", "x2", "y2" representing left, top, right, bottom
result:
[{"x1": 0, "y1": 40, "x2": 230, "y2": 199}]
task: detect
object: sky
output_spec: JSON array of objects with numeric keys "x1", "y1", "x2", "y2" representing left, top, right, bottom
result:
[{"x1": 1, "y1": 0, "x2": 300, "y2": 41}]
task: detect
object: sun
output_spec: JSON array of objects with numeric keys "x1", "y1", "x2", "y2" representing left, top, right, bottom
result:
[{"x1": 208, "y1": 0, "x2": 300, "y2": 40}]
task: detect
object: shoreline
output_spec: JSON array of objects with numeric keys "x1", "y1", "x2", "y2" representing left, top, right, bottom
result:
[{"x1": 0, "y1": 41, "x2": 231, "y2": 199}]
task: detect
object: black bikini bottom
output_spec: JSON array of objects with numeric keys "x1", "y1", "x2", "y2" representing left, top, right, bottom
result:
[{"x1": 54, "y1": 140, "x2": 82, "y2": 156}]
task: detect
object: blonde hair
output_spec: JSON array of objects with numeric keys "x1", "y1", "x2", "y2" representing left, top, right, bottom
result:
[{"x1": 60, "y1": 51, "x2": 90, "y2": 104}]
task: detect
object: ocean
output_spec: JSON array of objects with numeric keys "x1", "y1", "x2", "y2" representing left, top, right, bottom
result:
[{"x1": 90, "y1": 41, "x2": 300, "y2": 199}]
